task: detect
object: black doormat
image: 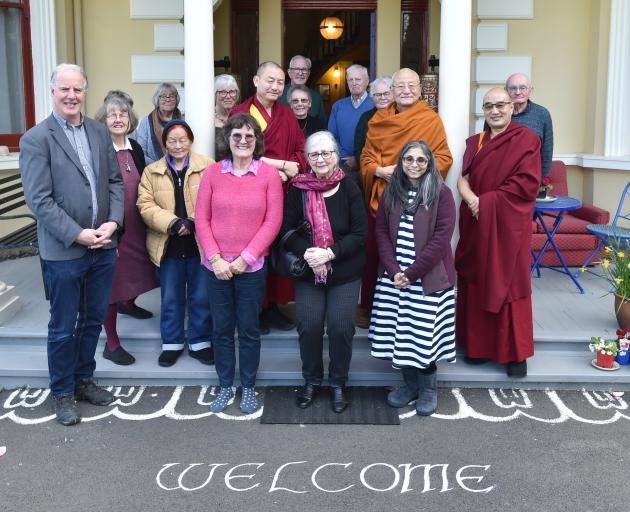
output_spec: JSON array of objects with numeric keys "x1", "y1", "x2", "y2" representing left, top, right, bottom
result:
[{"x1": 260, "y1": 386, "x2": 400, "y2": 425}]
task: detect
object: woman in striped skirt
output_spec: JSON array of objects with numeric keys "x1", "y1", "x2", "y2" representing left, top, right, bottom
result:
[{"x1": 369, "y1": 140, "x2": 457, "y2": 416}]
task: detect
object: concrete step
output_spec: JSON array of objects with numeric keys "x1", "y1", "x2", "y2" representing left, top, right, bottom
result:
[{"x1": 1, "y1": 336, "x2": 629, "y2": 391}]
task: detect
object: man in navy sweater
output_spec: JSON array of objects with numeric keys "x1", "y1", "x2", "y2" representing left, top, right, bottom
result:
[{"x1": 505, "y1": 73, "x2": 554, "y2": 179}]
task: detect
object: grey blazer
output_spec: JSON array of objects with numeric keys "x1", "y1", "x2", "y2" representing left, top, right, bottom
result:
[{"x1": 19, "y1": 114, "x2": 124, "y2": 261}]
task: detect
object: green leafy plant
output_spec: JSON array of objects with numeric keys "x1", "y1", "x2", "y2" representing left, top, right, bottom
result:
[{"x1": 588, "y1": 336, "x2": 619, "y2": 356}]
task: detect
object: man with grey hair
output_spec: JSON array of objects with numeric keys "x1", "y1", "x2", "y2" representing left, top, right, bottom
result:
[
  {"x1": 19, "y1": 63, "x2": 124, "y2": 426},
  {"x1": 328, "y1": 64, "x2": 374, "y2": 177},
  {"x1": 505, "y1": 73, "x2": 554, "y2": 178},
  {"x1": 279, "y1": 54, "x2": 326, "y2": 124}
]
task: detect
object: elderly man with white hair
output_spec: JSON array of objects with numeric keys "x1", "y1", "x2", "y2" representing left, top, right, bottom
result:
[
  {"x1": 505, "y1": 73, "x2": 554, "y2": 178},
  {"x1": 328, "y1": 64, "x2": 374, "y2": 177}
]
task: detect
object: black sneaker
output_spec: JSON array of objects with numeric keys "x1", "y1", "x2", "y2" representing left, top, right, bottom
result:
[
  {"x1": 189, "y1": 347, "x2": 214, "y2": 365},
  {"x1": 117, "y1": 301, "x2": 153, "y2": 319},
  {"x1": 53, "y1": 395, "x2": 81, "y2": 426},
  {"x1": 74, "y1": 378, "x2": 114, "y2": 406},
  {"x1": 158, "y1": 349, "x2": 184, "y2": 367},
  {"x1": 103, "y1": 345, "x2": 136, "y2": 365}
]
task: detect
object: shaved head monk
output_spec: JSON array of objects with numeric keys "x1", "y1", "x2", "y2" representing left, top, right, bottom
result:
[
  {"x1": 455, "y1": 87, "x2": 542, "y2": 378},
  {"x1": 357, "y1": 68, "x2": 452, "y2": 321},
  {"x1": 231, "y1": 61, "x2": 307, "y2": 331}
]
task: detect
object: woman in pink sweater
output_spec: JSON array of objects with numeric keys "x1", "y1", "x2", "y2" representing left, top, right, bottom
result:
[{"x1": 196, "y1": 113, "x2": 283, "y2": 414}]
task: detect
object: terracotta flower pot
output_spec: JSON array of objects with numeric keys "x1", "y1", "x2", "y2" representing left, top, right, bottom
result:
[
  {"x1": 614, "y1": 294, "x2": 630, "y2": 330},
  {"x1": 597, "y1": 352, "x2": 615, "y2": 369}
]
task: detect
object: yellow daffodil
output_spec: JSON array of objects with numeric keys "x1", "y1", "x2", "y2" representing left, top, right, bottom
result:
[
  {"x1": 627, "y1": 262, "x2": 630, "y2": 269},
  {"x1": 580, "y1": 267, "x2": 586, "y2": 273},
  {"x1": 602, "y1": 259, "x2": 610, "y2": 269},
  {"x1": 605, "y1": 246, "x2": 613, "y2": 253},
  {"x1": 615, "y1": 277, "x2": 623, "y2": 284},
  {"x1": 618, "y1": 252, "x2": 626, "y2": 258}
]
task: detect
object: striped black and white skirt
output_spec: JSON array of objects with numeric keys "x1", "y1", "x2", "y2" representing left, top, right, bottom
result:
[{"x1": 369, "y1": 275, "x2": 456, "y2": 369}]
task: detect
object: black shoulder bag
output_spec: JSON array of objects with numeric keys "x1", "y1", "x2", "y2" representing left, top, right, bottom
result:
[{"x1": 271, "y1": 191, "x2": 311, "y2": 278}]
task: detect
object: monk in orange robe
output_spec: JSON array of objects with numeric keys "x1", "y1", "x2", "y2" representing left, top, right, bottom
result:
[
  {"x1": 456, "y1": 87, "x2": 541, "y2": 378},
  {"x1": 231, "y1": 61, "x2": 306, "y2": 331},
  {"x1": 359, "y1": 68, "x2": 452, "y2": 320}
]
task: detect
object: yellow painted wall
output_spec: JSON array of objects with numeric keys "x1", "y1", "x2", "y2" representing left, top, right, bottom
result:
[
  {"x1": 429, "y1": 0, "x2": 440, "y2": 57},
  {"x1": 376, "y1": 0, "x2": 401, "y2": 76},
  {"x1": 74, "y1": 0, "x2": 232, "y2": 118},
  {"x1": 490, "y1": 0, "x2": 608, "y2": 155},
  {"x1": 259, "y1": 0, "x2": 282, "y2": 64}
]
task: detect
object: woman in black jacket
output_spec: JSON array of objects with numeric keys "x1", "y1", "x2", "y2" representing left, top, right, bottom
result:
[
  {"x1": 94, "y1": 91, "x2": 159, "y2": 365},
  {"x1": 280, "y1": 131, "x2": 368, "y2": 413}
]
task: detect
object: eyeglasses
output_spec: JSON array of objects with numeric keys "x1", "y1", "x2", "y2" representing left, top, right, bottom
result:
[
  {"x1": 106, "y1": 112, "x2": 129, "y2": 120},
  {"x1": 307, "y1": 150, "x2": 336, "y2": 161},
  {"x1": 372, "y1": 92, "x2": 392, "y2": 99},
  {"x1": 290, "y1": 98, "x2": 310, "y2": 105},
  {"x1": 482, "y1": 101, "x2": 512, "y2": 112},
  {"x1": 289, "y1": 67, "x2": 310, "y2": 74},
  {"x1": 159, "y1": 94, "x2": 177, "y2": 101},
  {"x1": 230, "y1": 133, "x2": 255, "y2": 143},
  {"x1": 506, "y1": 85, "x2": 530, "y2": 93},
  {"x1": 217, "y1": 90, "x2": 238, "y2": 98},
  {"x1": 393, "y1": 82, "x2": 420, "y2": 92},
  {"x1": 402, "y1": 156, "x2": 428, "y2": 166}
]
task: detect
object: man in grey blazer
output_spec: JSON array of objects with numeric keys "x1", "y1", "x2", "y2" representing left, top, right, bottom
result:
[{"x1": 20, "y1": 63, "x2": 124, "y2": 426}]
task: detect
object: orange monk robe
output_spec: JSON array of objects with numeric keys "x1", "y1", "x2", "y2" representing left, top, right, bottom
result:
[{"x1": 360, "y1": 101, "x2": 452, "y2": 218}]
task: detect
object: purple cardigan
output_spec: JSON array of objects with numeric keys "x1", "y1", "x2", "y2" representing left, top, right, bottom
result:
[{"x1": 375, "y1": 182, "x2": 456, "y2": 295}]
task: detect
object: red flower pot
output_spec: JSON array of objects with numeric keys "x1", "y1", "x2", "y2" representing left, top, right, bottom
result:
[{"x1": 597, "y1": 352, "x2": 615, "y2": 369}]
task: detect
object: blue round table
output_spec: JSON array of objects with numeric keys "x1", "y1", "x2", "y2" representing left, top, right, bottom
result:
[{"x1": 531, "y1": 195, "x2": 584, "y2": 293}]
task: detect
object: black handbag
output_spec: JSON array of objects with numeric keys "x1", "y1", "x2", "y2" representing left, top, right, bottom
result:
[{"x1": 271, "y1": 191, "x2": 311, "y2": 278}]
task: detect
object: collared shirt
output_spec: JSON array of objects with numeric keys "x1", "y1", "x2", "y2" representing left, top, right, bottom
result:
[
  {"x1": 52, "y1": 110, "x2": 98, "y2": 227},
  {"x1": 112, "y1": 137, "x2": 132, "y2": 152},
  {"x1": 221, "y1": 158, "x2": 261, "y2": 177},
  {"x1": 351, "y1": 91, "x2": 368, "y2": 109}
]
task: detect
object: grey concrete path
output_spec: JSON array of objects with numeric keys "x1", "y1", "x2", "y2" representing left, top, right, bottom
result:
[{"x1": 1, "y1": 386, "x2": 628, "y2": 512}]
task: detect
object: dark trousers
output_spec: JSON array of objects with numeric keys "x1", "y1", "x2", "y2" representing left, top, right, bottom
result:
[
  {"x1": 295, "y1": 278, "x2": 361, "y2": 386},
  {"x1": 206, "y1": 265, "x2": 267, "y2": 387},
  {"x1": 43, "y1": 248, "x2": 117, "y2": 398}
]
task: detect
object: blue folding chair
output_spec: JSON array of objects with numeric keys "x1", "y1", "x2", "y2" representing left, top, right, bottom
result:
[{"x1": 579, "y1": 181, "x2": 630, "y2": 273}]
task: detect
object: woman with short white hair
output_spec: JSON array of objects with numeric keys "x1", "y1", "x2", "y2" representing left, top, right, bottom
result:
[
  {"x1": 214, "y1": 74, "x2": 240, "y2": 160},
  {"x1": 279, "y1": 130, "x2": 368, "y2": 413}
]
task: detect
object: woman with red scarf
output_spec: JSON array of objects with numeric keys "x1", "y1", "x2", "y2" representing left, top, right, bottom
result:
[{"x1": 280, "y1": 131, "x2": 368, "y2": 413}]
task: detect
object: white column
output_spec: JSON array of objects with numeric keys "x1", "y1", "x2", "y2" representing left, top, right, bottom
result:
[
  {"x1": 438, "y1": 0, "x2": 472, "y2": 248},
  {"x1": 29, "y1": 0, "x2": 57, "y2": 122},
  {"x1": 184, "y1": 0, "x2": 214, "y2": 158},
  {"x1": 604, "y1": 0, "x2": 630, "y2": 157}
]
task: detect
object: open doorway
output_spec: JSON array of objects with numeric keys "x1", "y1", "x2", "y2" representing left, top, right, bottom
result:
[{"x1": 283, "y1": 9, "x2": 374, "y2": 116}]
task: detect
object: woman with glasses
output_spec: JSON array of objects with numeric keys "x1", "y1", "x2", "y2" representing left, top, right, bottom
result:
[
  {"x1": 280, "y1": 131, "x2": 368, "y2": 413},
  {"x1": 136, "y1": 83, "x2": 183, "y2": 164},
  {"x1": 369, "y1": 141, "x2": 456, "y2": 417},
  {"x1": 94, "y1": 91, "x2": 159, "y2": 365},
  {"x1": 196, "y1": 113, "x2": 283, "y2": 414},
  {"x1": 287, "y1": 84, "x2": 325, "y2": 138},
  {"x1": 214, "y1": 74, "x2": 240, "y2": 160},
  {"x1": 137, "y1": 120, "x2": 215, "y2": 368}
]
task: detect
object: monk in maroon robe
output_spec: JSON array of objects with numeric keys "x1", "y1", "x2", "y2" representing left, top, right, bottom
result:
[
  {"x1": 455, "y1": 87, "x2": 541, "y2": 377},
  {"x1": 231, "y1": 61, "x2": 307, "y2": 331}
]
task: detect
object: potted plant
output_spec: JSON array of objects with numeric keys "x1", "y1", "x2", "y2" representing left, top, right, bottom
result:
[
  {"x1": 589, "y1": 336, "x2": 619, "y2": 369},
  {"x1": 537, "y1": 177, "x2": 553, "y2": 199},
  {"x1": 615, "y1": 329, "x2": 630, "y2": 365}
]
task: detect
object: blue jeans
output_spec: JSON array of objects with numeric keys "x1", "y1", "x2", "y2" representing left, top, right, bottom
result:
[
  {"x1": 158, "y1": 256, "x2": 212, "y2": 351},
  {"x1": 206, "y1": 264, "x2": 267, "y2": 387},
  {"x1": 43, "y1": 248, "x2": 117, "y2": 398}
]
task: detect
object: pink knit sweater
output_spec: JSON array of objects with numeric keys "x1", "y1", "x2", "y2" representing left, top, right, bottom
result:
[{"x1": 195, "y1": 160, "x2": 283, "y2": 268}]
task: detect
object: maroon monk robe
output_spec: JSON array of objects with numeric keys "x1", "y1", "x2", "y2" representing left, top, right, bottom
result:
[
  {"x1": 455, "y1": 122, "x2": 541, "y2": 364},
  {"x1": 231, "y1": 96, "x2": 307, "y2": 305}
]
